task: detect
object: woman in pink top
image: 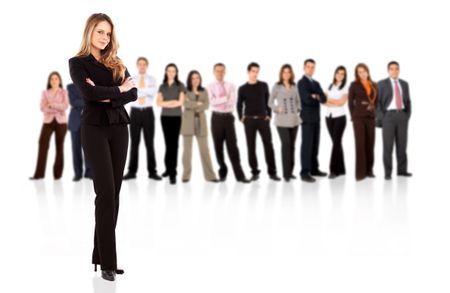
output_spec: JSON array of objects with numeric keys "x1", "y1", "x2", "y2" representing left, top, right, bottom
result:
[{"x1": 30, "y1": 71, "x2": 69, "y2": 180}]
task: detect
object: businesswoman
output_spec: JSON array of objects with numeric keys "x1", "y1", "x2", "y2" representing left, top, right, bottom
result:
[
  {"x1": 348, "y1": 63, "x2": 378, "y2": 181},
  {"x1": 68, "y1": 13, "x2": 137, "y2": 281},
  {"x1": 156, "y1": 63, "x2": 185, "y2": 185},
  {"x1": 181, "y1": 70, "x2": 219, "y2": 183},
  {"x1": 30, "y1": 71, "x2": 69, "y2": 180},
  {"x1": 324, "y1": 66, "x2": 348, "y2": 179},
  {"x1": 268, "y1": 64, "x2": 301, "y2": 182}
]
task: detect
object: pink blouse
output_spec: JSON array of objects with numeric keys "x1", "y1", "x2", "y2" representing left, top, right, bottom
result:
[{"x1": 40, "y1": 88, "x2": 69, "y2": 124}]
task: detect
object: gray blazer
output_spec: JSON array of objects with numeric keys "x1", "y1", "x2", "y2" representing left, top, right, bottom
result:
[
  {"x1": 180, "y1": 90, "x2": 209, "y2": 136},
  {"x1": 376, "y1": 78, "x2": 411, "y2": 127},
  {"x1": 268, "y1": 83, "x2": 301, "y2": 127}
]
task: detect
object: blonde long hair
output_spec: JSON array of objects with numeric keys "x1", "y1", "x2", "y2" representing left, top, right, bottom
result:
[{"x1": 76, "y1": 13, "x2": 126, "y2": 82}]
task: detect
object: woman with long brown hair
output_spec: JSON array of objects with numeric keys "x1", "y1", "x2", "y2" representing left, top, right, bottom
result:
[
  {"x1": 30, "y1": 71, "x2": 68, "y2": 180},
  {"x1": 348, "y1": 63, "x2": 378, "y2": 181},
  {"x1": 68, "y1": 13, "x2": 137, "y2": 281}
]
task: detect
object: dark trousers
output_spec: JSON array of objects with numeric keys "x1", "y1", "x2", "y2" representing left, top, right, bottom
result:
[
  {"x1": 33, "y1": 118, "x2": 67, "y2": 179},
  {"x1": 127, "y1": 107, "x2": 157, "y2": 175},
  {"x1": 243, "y1": 118, "x2": 277, "y2": 176},
  {"x1": 382, "y1": 111, "x2": 409, "y2": 176},
  {"x1": 277, "y1": 126, "x2": 298, "y2": 179},
  {"x1": 300, "y1": 122, "x2": 321, "y2": 176},
  {"x1": 81, "y1": 124, "x2": 128, "y2": 270},
  {"x1": 352, "y1": 117, "x2": 375, "y2": 180},
  {"x1": 325, "y1": 115, "x2": 347, "y2": 175},
  {"x1": 70, "y1": 130, "x2": 91, "y2": 178},
  {"x1": 211, "y1": 113, "x2": 246, "y2": 180},
  {"x1": 161, "y1": 116, "x2": 181, "y2": 176}
]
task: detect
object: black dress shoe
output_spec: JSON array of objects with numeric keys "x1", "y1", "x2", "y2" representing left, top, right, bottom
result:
[
  {"x1": 101, "y1": 270, "x2": 116, "y2": 281},
  {"x1": 283, "y1": 177, "x2": 290, "y2": 182},
  {"x1": 269, "y1": 175, "x2": 281, "y2": 181},
  {"x1": 219, "y1": 176, "x2": 227, "y2": 182},
  {"x1": 290, "y1": 175, "x2": 297, "y2": 179},
  {"x1": 250, "y1": 174, "x2": 259, "y2": 181},
  {"x1": 385, "y1": 175, "x2": 392, "y2": 180},
  {"x1": 398, "y1": 172, "x2": 412, "y2": 177},
  {"x1": 84, "y1": 174, "x2": 93, "y2": 180},
  {"x1": 162, "y1": 171, "x2": 169, "y2": 178},
  {"x1": 301, "y1": 175, "x2": 316, "y2": 183},
  {"x1": 123, "y1": 173, "x2": 136, "y2": 180},
  {"x1": 311, "y1": 170, "x2": 327, "y2": 177},
  {"x1": 169, "y1": 176, "x2": 177, "y2": 185},
  {"x1": 367, "y1": 173, "x2": 376, "y2": 178},
  {"x1": 73, "y1": 176, "x2": 82, "y2": 182},
  {"x1": 207, "y1": 179, "x2": 220, "y2": 183},
  {"x1": 29, "y1": 176, "x2": 43, "y2": 180},
  {"x1": 328, "y1": 173, "x2": 338, "y2": 179},
  {"x1": 149, "y1": 173, "x2": 162, "y2": 180},
  {"x1": 237, "y1": 178, "x2": 251, "y2": 183}
]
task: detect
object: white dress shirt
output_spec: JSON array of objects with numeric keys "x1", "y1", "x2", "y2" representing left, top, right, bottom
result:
[
  {"x1": 129, "y1": 74, "x2": 157, "y2": 108},
  {"x1": 387, "y1": 78, "x2": 404, "y2": 110},
  {"x1": 325, "y1": 84, "x2": 348, "y2": 118}
]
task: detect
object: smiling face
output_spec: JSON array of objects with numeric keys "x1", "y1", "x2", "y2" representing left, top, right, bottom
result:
[
  {"x1": 388, "y1": 64, "x2": 400, "y2": 79},
  {"x1": 304, "y1": 61, "x2": 315, "y2": 77},
  {"x1": 50, "y1": 74, "x2": 61, "y2": 89},
  {"x1": 282, "y1": 67, "x2": 292, "y2": 82},
  {"x1": 357, "y1": 67, "x2": 369, "y2": 81},
  {"x1": 248, "y1": 67, "x2": 259, "y2": 82},
  {"x1": 137, "y1": 59, "x2": 148, "y2": 75},
  {"x1": 335, "y1": 69, "x2": 346, "y2": 83},
  {"x1": 191, "y1": 73, "x2": 201, "y2": 89},
  {"x1": 166, "y1": 66, "x2": 177, "y2": 82},
  {"x1": 91, "y1": 21, "x2": 111, "y2": 51},
  {"x1": 214, "y1": 65, "x2": 226, "y2": 81}
]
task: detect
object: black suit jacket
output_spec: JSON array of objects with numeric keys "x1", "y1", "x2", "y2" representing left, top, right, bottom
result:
[
  {"x1": 348, "y1": 81, "x2": 378, "y2": 120},
  {"x1": 67, "y1": 83, "x2": 84, "y2": 132},
  {"x1": 376, "y1": 78, "x2": 411, "y2": 127},
  {"x1": 297, "y1": 76, "x2": 327, "y2": 123},
  {"x1": 68, "y1": 54, "x2": 137, "y2": 125}
]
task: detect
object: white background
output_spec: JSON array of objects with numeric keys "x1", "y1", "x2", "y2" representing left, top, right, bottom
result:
[{"x1": 0, "y1": 0, "x2": 449, "y2": 292}]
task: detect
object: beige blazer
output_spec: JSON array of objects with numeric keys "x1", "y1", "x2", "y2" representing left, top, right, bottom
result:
[{"x1": 180, "y1": 90, "x2": 209, "y2": 136}]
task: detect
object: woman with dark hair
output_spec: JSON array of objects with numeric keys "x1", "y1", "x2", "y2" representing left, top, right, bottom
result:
[
  {"x1": 30, "y1": 71, "x2": 69, "y2": 180},
  {"x1": 69, "y1": 13, "x2": 137, "y2": 281},
  {"x1": 180, "y1": 70, "x2": 219, "y2": 183},
  {"x1": 324, "y1": 66, "x2": 348, "y2": 179},
  {"x1": 156, "y1": 63, "x2": 186, "y2": 184},
  {"x1": 348, "y1": 63, "x2": 378, "y2": 181},
  {"x1": 268, "y1": 64, "x2": 301, "y2": 182}
]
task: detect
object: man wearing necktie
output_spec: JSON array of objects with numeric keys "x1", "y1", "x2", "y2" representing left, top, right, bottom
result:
[
  {"x1": 123, "y1": 57, "x2": 162, "y2": 180},
  {"x1": 376, "y1": 61, "x2": 412, "y2": 180}
]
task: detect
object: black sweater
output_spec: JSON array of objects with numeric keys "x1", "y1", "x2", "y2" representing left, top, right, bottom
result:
[
  {"x1": 68, "y1": 54, "x2": 137, "y2": 125},
  {"x1": 237, "y1": 81, "x2": 271, "y2": 120}
]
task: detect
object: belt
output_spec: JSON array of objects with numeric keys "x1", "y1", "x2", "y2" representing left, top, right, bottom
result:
[
  {"x1": 131, "y1": 106, "x2": 153, "y2": 111},
  {"x1": 212, "y1": 111, "x2": 233, "y2": 116},
  {"x1": 387, "y1": 109, "x2": 405, "y2": 113},
  {"x1": 246, "y1": 115, "x2": 266, "y2": 119}
]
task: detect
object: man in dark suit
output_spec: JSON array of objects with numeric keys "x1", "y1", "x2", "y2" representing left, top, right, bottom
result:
[
  {"x1": 377, "y1": 61, "x2": 412, "y2": 180},
  {"x1": 67, "y1": 83, "x2": 91, "y2": 181},
  {"x1": 297, "y1": 59, "x2": 328, "y2": 182}
]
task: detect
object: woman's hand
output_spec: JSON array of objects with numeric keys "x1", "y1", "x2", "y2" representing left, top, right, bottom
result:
[
  {"x1": 118, "y1": 77, "x2": 136, "y2": 93},
  {"x1": 86, "y1": 78, "x2": 95, "y2": 86}
]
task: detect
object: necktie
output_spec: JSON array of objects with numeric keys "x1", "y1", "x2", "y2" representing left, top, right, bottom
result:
[
  {"x1": 394, "y1": 80, "x2": 402, "y2": 110},
  {"x1": 139, "y1": 74, "x2": 145, "y2": 88},
  {"x1": 218, "y1": 82, "x2": 226, "y2": 97}
]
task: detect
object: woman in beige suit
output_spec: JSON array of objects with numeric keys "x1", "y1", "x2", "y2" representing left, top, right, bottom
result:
[{"x1": 181, "y1": 70, "x2": 219, "y2": 183}]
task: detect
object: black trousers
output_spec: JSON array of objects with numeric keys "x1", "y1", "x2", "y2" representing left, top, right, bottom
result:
[
  {"x1": 70, "y1": 130, "x2": 91, "y2": 178},
  {"x1": 325, "y1": 115, "x2": 347, "y2": 175},
  {"x1": 127, "y1": 107, "x2": 157, "y2": 175},
  {"x1": 211, "y1": 113, "x2": 246, "y2": 180},
  {"x1": 382, "y1": 111, "x2": 409, "y2": 176},
  {"x1": 276, "y1": 126, "x2": 298, "y2": 179},
  {"x1": 33, "y1": 119, "x2": 67, "y2": 179},
  {"x1": 161, "y1": 116, "x2": 181, "y2": 176},
  {"x1": 352, "y1": 117, "x2": 375, "y2": 180},
  {"x1": 300, "y1": 122, "x2": 321, "y2": 176},
  {"x1": 81, "y1": 124, "x2": 128, "y2": 271},
  {"x1": 243, "y1": 118, "x2": 277, "y2": 176}
]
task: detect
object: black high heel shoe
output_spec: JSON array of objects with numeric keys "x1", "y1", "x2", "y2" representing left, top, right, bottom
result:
[
  {"x1": 95, "y1": 264, "x2": 124, "y2": 274},
  {"x1": 101, "y1": 270, "x2": 116, "y2": 281}
]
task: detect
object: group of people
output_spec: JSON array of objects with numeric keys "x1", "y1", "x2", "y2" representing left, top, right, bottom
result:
[
  {"x1": 28, "y1": 13, "x2": 413, "y2": 282},
  {"x1": 29, "y1": 58, "x2": 413, "y2": 185}
]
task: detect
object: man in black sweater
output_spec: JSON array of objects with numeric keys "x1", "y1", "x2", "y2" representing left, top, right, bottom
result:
[
  {"x1": 237, "y1": 62, "x2": 280, "y2": 181},
  {"x1": 297, "y1": 59, "x2": 328, "y2": 182}
]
